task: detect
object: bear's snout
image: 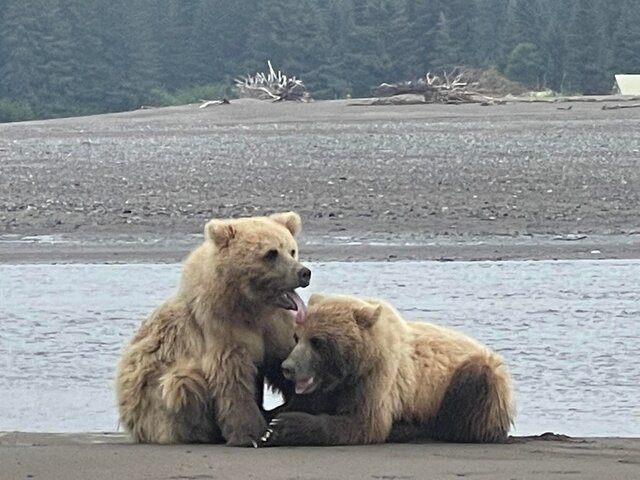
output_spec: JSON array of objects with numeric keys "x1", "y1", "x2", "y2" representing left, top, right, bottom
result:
[
  {"x1": 281, "y1": 358, "x2": 296, "y2": 380},
  {"x1": 297, "y1": 267, "x2": 311, "y2": 287}
]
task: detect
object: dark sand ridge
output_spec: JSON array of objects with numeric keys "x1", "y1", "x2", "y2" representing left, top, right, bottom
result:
[
  {"x1": 1, "y1": 99, "x2": 639, "y2": 262},
  {"x1": 1, "y1": 432, "x2": 639, "y2": 480}
]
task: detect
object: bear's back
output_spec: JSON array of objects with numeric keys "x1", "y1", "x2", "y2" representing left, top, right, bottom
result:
[{"x1": 407, "y1": 320, "x2": 487, "y2": 359}]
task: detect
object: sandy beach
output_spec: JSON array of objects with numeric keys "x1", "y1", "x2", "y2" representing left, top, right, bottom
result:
[
  {"x1": 1, "y1": 432, "x2": 638, "y2": 480},
  {"x1": 1, "y1": 99, "x2": 639, "y2": 263}
]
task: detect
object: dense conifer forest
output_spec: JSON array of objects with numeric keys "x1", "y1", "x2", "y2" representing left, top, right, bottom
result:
[{"x1": 0, "y1": 0, "x2": 639, "y2": 121}]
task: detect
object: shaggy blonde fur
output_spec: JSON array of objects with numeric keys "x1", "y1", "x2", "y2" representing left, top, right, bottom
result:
[
  {"x1": 270, "y1": 293, "x2": 515, "y2": 445},
  {"x1": 116, "y1": 212, "x2": 306, "y2": 445}
]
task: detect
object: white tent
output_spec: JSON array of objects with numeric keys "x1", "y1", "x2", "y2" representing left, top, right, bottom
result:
[{"x1": 615, "y1": 74, "x2": 640, "y2": 95}]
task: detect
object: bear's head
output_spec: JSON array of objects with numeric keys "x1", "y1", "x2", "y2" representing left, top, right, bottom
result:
[
  {"x1": 280, "y1": 293, "x2": 382, "y2": 395},
  {"x1": 195, "y1": 212, "x2": 310, "y2": 320}
]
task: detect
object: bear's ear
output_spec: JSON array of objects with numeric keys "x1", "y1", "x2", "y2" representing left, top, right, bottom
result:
[
  {"x1": 353, "y1": 304, "x2": 382, "y2": 329},
  {"x1": 205, "y1": 219, "x2": 237, "y2": 248},
  {"x1": 270, "y1": 211, "x2": 301, "y2": 236}
]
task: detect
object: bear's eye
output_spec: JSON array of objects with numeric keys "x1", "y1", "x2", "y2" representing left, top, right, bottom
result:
[
  {"x1": 264, "y1": 249, "x2": 278, "y2": 261},
  {"x1": 309, "y1": 336, "x2": 324, "y2": 349},
  {"x1": 293, "y1": 333, "x2": 299, "y2": 343},
  {"x1": 290, "y1": 249, "x2": 296, "y2": 257}
]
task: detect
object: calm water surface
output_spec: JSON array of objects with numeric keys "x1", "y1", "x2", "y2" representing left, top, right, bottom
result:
[{"x1": 1, "y1": 260, "x2": 638, "y2": 436}]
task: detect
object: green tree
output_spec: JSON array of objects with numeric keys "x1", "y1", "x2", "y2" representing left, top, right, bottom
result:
[
  {"x1": 0, "y1": 0, "x2": 7, "y2": 69},
  {"x1": 0, "y1": 0, "x2": 48, "y2": 108},
  {"x1": 313, "y1": 0, "x2": 353, "y2": 97},
  {"x1": 612, "y1": 0, "x2": 640, "y2": 74},
  {"x1": 506, "y1": 42, "x2": 544, "y2": 87},
  {"x1": 398, "y1": 0, "x2": 440, "y2": 76},
  {"x1": 342, "y1": 0, "x2": 404, "y2": 95},
  {"x1": 475, "y1": 0, "x2": 511, "y2": 69},
  {"x1": 158, "y1": 0, "x2": 200, "y2": 90},
  {"x1": 246, "y1": 0, "x2": 328, "y2": 79},
  {"x1": 598, "y1": 0, "x2": 624, "y2": 45},
  {"x1": 565, "y1": 0, "x2": 610, "y2": 94},
  {"x1": 443, "y1": 0, "x2": 479, "y2": 66},
  {"x1": 542, "y1": 16, "x2": 568, "y2": 91},
  {"x1": 430, "y1": 11, "x2": 457, "y2": 70},
  {"x1": 91, "y1": 0, "x2": 161, "y2": 111},
  {"x1": 55, "y1": 1, "x2": 105, "y2": 114},
  {"x1": 506, "y1": 0, "x2": 544, "y2": 48},
  {"x1": 193, "y1": 0, "x2": 231, "y2": 85}
]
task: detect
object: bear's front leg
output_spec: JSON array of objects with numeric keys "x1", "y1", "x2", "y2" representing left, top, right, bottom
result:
[
  {"x1": 221, "y1": 400, "x2": 267, "y2": 447},
  {"x1": 260, "y1": 410, "x2": 392, "y2": 446},
  {"x1": 211, "y1": 356, "x2": 268, "y2": 447},
  {"x1": 259, "y1": 412, "x2": 332, "y2": 446}
]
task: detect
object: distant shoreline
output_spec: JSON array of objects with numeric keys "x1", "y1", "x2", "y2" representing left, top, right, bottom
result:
[{"x1": 1, "y1": 232, "x2": 639, "y2": 264}]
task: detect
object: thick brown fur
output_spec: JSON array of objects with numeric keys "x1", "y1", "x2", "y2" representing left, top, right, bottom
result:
[
  {"x1": 261, "y1": 294, "x2": 515, "y2": 446},
  {"x1": 116, "y1": 212, "x2": 309, "y2": 445}
]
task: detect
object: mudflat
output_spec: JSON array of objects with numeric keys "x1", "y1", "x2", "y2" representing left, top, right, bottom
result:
[
  {"x1": 1, "y1": 432, "x2": 639, "y2": 480},
  {"x1": 1, "y1": 99, "x2": 639, "y2": 262}
]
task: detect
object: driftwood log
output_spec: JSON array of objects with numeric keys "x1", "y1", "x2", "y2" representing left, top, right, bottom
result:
[
  {"x1": 199, "y1": 98, "x2": 230, "y2": 108},
  {"x1": 601, "y1": 103, "x2": 640, "y2": 110},
  {"x1": 235, "y1": 61, "x2": 310, "y2": 102},
  {"x1": 373, "y1": 71, "x2": 488, "y2": 104}
]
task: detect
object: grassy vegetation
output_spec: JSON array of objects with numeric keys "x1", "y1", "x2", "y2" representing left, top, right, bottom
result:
[{"x1": 0, "y1": 98, "x2": 35, "y2": 123}]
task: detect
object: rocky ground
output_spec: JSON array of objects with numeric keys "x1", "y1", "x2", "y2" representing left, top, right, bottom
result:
[{"x1": 1, "y1": 99, "x2": 639, "y2": 262}]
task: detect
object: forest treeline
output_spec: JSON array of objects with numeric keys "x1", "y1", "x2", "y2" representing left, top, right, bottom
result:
[{"x1": 0, "y1": 0, "x2": 639, "y2": 121}]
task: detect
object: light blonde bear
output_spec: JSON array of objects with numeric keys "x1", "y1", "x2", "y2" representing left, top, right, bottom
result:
[
  {"x1": 260, "y1": 293, "x2": 515, "y2": 446},
  {"x1": 116, "y1": 212, "x2": 310, "y2": 446}
]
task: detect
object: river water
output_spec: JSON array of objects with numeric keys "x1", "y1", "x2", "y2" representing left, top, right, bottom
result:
[{"x1": 1, "y1": 260, "x2": 638, "y2": 436}]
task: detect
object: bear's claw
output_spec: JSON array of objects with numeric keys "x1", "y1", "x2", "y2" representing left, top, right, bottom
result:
[{"x1": 259, "y1": 427, "x2": 275, "y2": 445}]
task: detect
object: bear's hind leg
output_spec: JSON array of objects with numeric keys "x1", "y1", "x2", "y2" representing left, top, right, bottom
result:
[{"x1": 431, "y1": 354, "x2": 513, "y2": 443}]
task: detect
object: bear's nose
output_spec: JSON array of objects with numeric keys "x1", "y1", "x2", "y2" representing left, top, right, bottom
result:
[
  {"x1": 297, "y1": 267, "x2": 311, "y2": 287},
  {"x1": 281, "y1": 360, "x2": 295, "y2": 380}
]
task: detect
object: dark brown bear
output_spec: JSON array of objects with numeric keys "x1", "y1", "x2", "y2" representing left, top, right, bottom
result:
[{"x1": 260, "y1": 293, "x2": 515, "y2": 446}]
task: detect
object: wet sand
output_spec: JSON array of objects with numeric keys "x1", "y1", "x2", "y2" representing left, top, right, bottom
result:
[
  {"x1": 1, "y1": 99, "x2": 640, "y2": 263},
  {"x1": 1, "y1": 232, "x2": 639, "y2": 263},
  {"x1": 1, "y1": 432, "x2": 639, "y2": 480}
]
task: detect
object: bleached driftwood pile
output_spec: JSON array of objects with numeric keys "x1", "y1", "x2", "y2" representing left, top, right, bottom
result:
[
  {"x1": 235, "y1": 61, "x2": 309, "y2": 102},
  {"x1": 373, "y1": 71, "x2": 485, "y2": 104},
  {"x1": 365, "y1": 69, "x2": 640, "y2": 107}
]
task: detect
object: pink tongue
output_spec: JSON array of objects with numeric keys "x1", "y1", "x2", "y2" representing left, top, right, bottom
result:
[
  {"x1": 295, "y1": 377, "x2": 314, "y2": 394},
  {"x1": 288, "y1": 290, "x2": 307, "y2": 325}
]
